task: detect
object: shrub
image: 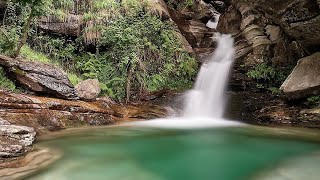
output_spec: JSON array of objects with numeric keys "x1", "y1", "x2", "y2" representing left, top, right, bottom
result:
[
  {"x1": 0, "y1": 27, "x2": 19, "y2": 56},
  {"x1": 305, "y1": 96, "x2": 320, "y2": 107},
  {"x1": 75, "y1": 12, "x2": 198, "y2": 101},
  {"x1": 0, "y1": 67, "x2": 16, "y2": 91},
  {"x1": 247, "y1": 63, "x2": 286, "y2": 86}
]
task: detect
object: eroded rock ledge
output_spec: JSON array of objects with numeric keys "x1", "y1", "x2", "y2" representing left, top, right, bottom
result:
[{"x1": 0, "y1": 90, "x2": 169, "y2": 161}]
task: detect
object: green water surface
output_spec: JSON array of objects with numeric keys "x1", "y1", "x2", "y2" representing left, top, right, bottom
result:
[{"x1": 27, "y1": 126, "x2": 320, "y2": 180}]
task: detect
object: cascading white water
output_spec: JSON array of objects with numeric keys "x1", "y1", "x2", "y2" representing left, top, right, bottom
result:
[
  {"x1": 130, "y1": 17, "x2": 243, "y2": 128},
  {"x1": 130, "y1": 33, "x2": 242, "y2": 128},
  {"x1": 183, "y1": 34, "x2": 235, "y2": 118}
]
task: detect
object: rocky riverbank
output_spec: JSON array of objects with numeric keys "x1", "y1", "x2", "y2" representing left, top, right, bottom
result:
[{"x1": 0, "y1": 89, "x2": 170, "y2": 164}]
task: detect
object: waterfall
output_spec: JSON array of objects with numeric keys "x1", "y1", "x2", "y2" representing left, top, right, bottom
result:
[
  {"x1": 130, "y1": 33, "x2": 243, "y2": 128},
  {"x1": 183, "y1": 34, "x2": 234, "y2": 118}
]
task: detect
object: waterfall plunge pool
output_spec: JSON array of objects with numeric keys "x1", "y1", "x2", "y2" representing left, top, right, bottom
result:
[
  {"x1": 22, "y1": 33, "x2": 320, "y2": 180},
  {"x1": 25, "y1": 125, "x2": 320, "y2": 180}
]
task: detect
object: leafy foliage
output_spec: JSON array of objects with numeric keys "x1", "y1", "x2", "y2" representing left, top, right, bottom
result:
[
  {"x1": 0, "y1": 27, "x2": 19, "y2": 56},
  {"x1": 247, "y1": 63, "x2": 278, "y2": 82},
  {"x1": 305, "y1": 96, "x2": 320, "y2": 107},
  {"x1": 0, "y1": 67, "x2": 16, "y2": 91},
  {"x1": 1, "y1": 0, "x2": 198, "y2": 102},
  {"x1": 75, "y1": 12, "x2": 198, "y2": 101},
  {"x1": 247, "y1": 63, "x2": 286, "y2": 93},
  {"x1": 12, "y1": 0, "x2": 53, "y2": 17},
  {"x1": 247, "y1": 63, "x2": 286, "y2": 85},
  {"x1": 166, "y1": 0, "x2": 194, "y2": 10}
]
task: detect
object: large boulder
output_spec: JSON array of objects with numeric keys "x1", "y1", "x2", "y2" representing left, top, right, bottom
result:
[
  {"x1": 280, "y1": 53, "x2": 320, "y2": 99},
  {"x1": 75, "y1": 79, "x2": 101, "y2": 100},
  {"x1": 217, "y1": 0, "x2": 308, "y2": 91},
  {"x1": 0, "y1": 55, "x2": 78, "y2": 99}
]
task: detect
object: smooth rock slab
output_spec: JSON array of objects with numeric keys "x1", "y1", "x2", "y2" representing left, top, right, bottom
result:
[{"x1": 280, "y1": 52, "x2": 320, "y2": 99}]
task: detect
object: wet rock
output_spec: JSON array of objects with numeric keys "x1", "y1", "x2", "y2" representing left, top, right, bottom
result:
[
  {"x1": 0, "y1": 124, "x2": 36, "y2": 158},
  {"x1": 0, "y1": 125, "x2": 36, "y2": 146},
  {"x1": 165, "y1": 0, "x2": 217, "y2": 57},
  {"x1": 75, "y1": 79, "x2": 101, "y2": 100},
  {"x1": 0, "y1": 144, "x2": 24, "y2": 157},
  {"x1": 280, "y1": 53, "x2": 320, "y2": 99},
  {"x1": 217, "y1": 5, "x2": 241, "y2": 35},
  {"x1": 0, "y1": 55, "x2": 78, "y2": 99},
  {"x1": 0, "y1": 118, "x2": 10, "y2": 125}
]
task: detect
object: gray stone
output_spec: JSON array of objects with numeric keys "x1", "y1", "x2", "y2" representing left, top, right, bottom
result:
[
  {"x1": 76, "y1": 79, "x2": 101, "y2": 100},
  {"x1": 0, "y1": 55, "x2": 78, "y2": 99},
  {"x1": 265, "y1": 25, "x2": 281, "y2": 42},
  {"x1": 0, "y1": 118, "x2": 10, "y2": 125},
  {"x1": 0, "y1": 144, "x2": 24, "y2": 157},
  {"x1": 0, "y1": 125, "x2": 36, "y2": 146},
  {"x1": 280, "y1": 52, "x2": 320, "y2": 99}
]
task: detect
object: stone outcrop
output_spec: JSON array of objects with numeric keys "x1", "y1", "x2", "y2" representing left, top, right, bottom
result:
[
  {"x1": 212, "y1": 0, "x2": 320, "y2": 125},
  {"x1": 0, "y1": 119, "x2": 36, "y2": 158},
  {"x1": 253, "y1": 0, "x2": 320, "y2": 46},
  {"x1": 0, "y1": 90, "x2": 169, "y2": 134},
  {"x1": 216, "y1": 0, "x2": 313, "y2": 91},
  {"x1": 75, "y1": 79, "x2": 101, "y2": 100},
  {"x1": 280, "y1": 53, "x2": 320, "y2": 99},
  {"x1": 0, "y1": 55, "x2": 78, "y2": 99},
  {"x1": 0, "y1": 89, "x2": 170, "y2": 160},
  {"x1": 164, "y1": 0, "x2": 218, "y2": 57},
  {"x1": 38, "y1": 15, "x2": 82, "y2": 37}
]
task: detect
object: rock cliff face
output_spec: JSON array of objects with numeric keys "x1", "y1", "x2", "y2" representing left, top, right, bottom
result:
[
  {"x1": 164, "y1": 0, "x2": 217, "y2": 56},
  {"x1": 217, "y1": 0, "x2": 320, "y2": 94},
  {"x1": 214, "y1": 0, "x2": 320, "y2": 124}
]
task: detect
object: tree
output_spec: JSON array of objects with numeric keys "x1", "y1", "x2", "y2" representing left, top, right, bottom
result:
[{"x1": 13, "y1": 0, "x2": 52, "y2": 57}]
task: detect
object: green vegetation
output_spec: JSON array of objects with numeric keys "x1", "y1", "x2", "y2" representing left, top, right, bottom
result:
[
  {"x1": 20, "y1": 45, "x2": 51, "y2": 63},
  {"x1": 167, "y1": 0, "x2": 194, "y2": 10},
  {"x1": 0, "y1": 67, "x2": 16, "y2": 91},
  {"x1": 0, "y1": 0, "x2": 197, "y2": 102},
  {"x1": 12, "y1": 0, "x2": 53, "y2": 57},
  {"x1": 305, "y1": 96, "x2": 320, "y2": 107},
  {"x1": 247, "y1": 63, "x2": 286, "y2": 94},
  {"x1": 68, "y1": 73, "x2": 83, "y2": 86}
]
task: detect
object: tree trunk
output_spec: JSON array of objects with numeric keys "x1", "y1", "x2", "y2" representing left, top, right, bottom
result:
[{"x1": 14, "y1": 8, "x2": 34, "y2": 58}]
